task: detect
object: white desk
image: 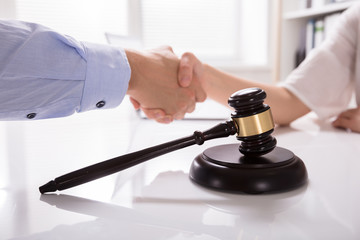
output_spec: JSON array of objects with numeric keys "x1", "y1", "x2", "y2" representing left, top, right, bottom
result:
[{"x1": 1, "y1": 105, "x2": 360, "y2": 240}]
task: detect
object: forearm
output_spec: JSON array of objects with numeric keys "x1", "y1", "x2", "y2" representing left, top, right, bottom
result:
[
  {"x1": 0, "y1": 20, "x2": 130, "y2": 120},
  {"x1": 203, "y1": 64, "x2": 310, "y2": 125}
]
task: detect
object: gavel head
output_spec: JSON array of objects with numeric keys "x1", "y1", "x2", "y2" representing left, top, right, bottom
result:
[{"x1": 228, "y1": 88, "x2": 277, "y2": 157}]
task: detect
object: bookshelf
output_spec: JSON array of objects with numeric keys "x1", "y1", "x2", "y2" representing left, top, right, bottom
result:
[
  {"x1": 284, "y1": 1, "x2": 355, "y2": 19},
  {"x1": 277, "y1": 0, "x2": 358, "y2": 82}
]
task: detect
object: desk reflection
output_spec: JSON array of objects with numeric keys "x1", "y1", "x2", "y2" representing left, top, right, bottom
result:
[{"x1": 22, "y1": 170, "x2": 307, "y2": 240}]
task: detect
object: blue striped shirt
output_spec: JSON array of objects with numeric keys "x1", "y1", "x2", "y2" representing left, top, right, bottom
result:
[{"x1": 0, "y1": 20, "x2": 131, "y2": 120}]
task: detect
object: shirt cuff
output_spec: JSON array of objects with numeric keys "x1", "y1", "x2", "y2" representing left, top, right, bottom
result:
[{"x1": 78, "y1": 42, "x2": 131, "y2": 113}]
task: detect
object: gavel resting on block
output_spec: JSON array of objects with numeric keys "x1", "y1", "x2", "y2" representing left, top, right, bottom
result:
[{"x1": 39, "y1": 88, "x2": 308, "y2": 194}]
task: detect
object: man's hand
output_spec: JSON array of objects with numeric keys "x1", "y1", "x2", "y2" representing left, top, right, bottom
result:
[
  {"x1": 126, "y1": 47, "x2": 206, "y2": 123},
  {"x1": 332, "y1": 107, "x2": 360, "y2": 133}
]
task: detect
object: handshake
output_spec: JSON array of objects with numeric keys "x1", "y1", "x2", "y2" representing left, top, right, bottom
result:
[{"x1": 125, "y1": 46, "x2": 208, "y2": 124}]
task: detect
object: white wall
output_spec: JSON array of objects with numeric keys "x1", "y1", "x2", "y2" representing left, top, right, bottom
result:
[{"x1": 0, "y1": 0, "x2": 16, "y2": 19}]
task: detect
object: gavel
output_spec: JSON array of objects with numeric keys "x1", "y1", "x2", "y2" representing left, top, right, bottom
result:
[{"x1": 39, "y1": 88, "x2": 307, "y2": 194}]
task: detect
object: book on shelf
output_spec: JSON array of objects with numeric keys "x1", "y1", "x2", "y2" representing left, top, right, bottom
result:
[
  {"x1": 306, "y1": 19, "x2": 315, "y2": 56},
  {"x1": 314, "y1": 19, "x2": 325, "y2": 48},
  {"x1": 295, "y1": 25, "x2": 306, "y2": 67}
]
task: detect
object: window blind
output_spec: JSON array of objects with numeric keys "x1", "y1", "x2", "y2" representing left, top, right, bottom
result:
[
  {"x1": 14, "y1": 0, "x2": 268, "y2": 66},
  {"x1": 15, "y1": 0, "x2": 128, "y2": 44}
]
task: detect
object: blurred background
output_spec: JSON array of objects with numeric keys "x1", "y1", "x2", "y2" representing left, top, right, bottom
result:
[
  {"x1": 1, "y1": 0, "x2": 358, "y2": 85},
  {"x1": 0, "y1": 0, "x2": 272, "y2": 83}
]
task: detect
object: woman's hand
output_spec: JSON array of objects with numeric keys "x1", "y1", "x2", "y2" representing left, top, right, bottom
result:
[{"x1": 332, "y1": 106, "x2": 360, "y2": 133}]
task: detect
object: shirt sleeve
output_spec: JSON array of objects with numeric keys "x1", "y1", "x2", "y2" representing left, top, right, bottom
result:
[
  {"x1": 0, "y1": 20, "x2": 131, "y2": 120},
  {"x1": 280, "y1": 4, "x2": 359, "y2": 120}
]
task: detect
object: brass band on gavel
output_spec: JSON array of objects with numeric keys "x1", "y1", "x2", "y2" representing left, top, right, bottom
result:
[{"x1": 232, "y1": 108, "x2": 275, "y2": 137}]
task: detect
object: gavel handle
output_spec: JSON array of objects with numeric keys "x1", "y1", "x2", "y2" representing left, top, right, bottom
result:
[{"x1": 39, "y1": 120, "x2": 237, "y2": 193}]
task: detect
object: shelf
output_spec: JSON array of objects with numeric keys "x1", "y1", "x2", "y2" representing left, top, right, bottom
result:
[{"x1": 284, "y1": 1, "x2": 355, "y2": 20}]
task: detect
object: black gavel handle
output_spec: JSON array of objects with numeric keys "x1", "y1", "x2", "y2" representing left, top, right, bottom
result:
[{"x1": 39, "y1": 120, "x2": 237, "y2": 193}]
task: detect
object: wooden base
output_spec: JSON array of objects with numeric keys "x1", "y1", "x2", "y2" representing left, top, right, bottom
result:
[{"x1": 189, "y1": 144, "x2": 308, "y2": 194}]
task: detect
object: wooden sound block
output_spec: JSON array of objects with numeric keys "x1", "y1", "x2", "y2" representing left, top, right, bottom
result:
[{"x1": 189, "y1": 144, "x2": 308, "y2": 194}]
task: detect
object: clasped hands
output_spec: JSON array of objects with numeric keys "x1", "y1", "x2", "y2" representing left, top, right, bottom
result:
[
  {"x1": 125, "y1": 46, "x2": 360, "y2": 133},
  {"x1": 126, "y1": 46, "x2": 204, "y2": 123}
]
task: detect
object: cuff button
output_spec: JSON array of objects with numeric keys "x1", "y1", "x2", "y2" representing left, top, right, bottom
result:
[
  {"x1": 96, "y1": 101, "x2": 106, "y2": 108},
  {"x1": 26, "y1": 113, "x2": 37, "y2": 119}
]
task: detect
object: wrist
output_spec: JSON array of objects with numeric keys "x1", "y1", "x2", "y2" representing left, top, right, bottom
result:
[
  {"x1": 125, "y1": 49, "x2": 143, "y2": 95},
  {"x1": 202, "y1": 63, "x2": 215, "y2": 94}
]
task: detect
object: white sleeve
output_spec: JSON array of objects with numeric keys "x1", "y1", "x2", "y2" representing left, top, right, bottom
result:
[{"x1": 281, "y1": 4, "x2": 359, "y2": 120}]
